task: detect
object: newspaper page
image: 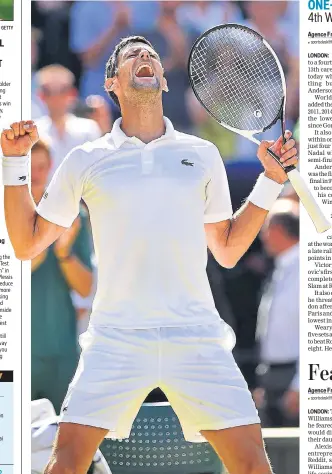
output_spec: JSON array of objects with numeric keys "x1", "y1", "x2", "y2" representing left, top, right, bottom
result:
[
  {"x1": 303, "y1": 1, "x2": 332, "y2": 473},
  {"x1": 1, "y1": 1, "x2": 327, "y2": 474}
]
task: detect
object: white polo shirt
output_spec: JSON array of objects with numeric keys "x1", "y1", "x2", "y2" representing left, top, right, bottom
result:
[{"x1": 37, "y1": 117, "x2": 233, "y2": 328}]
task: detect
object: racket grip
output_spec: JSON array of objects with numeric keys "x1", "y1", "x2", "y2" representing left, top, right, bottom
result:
[{"x1": 287, "y1": 168, "x2": 331, "y2": 233}]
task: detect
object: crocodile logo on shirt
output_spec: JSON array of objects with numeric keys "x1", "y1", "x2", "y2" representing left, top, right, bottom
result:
[
  {"x1": 18, "y1": 175, "x2": 27, "y2": 181},
  {"x1": 181, "y1": 159, "x2": 194, "y2": 167}
]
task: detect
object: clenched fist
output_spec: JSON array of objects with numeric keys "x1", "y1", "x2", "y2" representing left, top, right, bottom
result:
[{"x1": 1, "y1": 120, "x2": 39, "y2": 157}]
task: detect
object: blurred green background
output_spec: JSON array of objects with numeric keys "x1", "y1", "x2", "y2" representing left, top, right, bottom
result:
[{"x1": 0, "y1": 0, "x2": 14, "y2": 21}]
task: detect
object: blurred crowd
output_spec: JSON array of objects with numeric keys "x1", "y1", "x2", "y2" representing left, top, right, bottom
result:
[{"x1": 31, "y1": 1, "x2": 300, "y2": 428}]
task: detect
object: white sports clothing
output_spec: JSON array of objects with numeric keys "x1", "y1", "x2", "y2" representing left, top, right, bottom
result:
[
  {"x1": 37, "y1": 117, "x2": 233, "y2": 329},
  {"x1": 37, "y1": 117, "x2": 259, "y2": 438},
  {"x1": 59, "y1": 323, "x2": 259, "y2": 442}
]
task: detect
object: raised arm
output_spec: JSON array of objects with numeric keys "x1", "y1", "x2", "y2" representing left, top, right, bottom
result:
[
  {"x1": 2, "y1": 121, "x2": 66, "y2": 260},
  {"x1": 205, "y1": 132, "x2": 298, "y2": 268}
]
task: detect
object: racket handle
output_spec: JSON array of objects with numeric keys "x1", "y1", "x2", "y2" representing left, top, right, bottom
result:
[{"x1": 286, "y1": 168, "x2": 331, "y2": 233}]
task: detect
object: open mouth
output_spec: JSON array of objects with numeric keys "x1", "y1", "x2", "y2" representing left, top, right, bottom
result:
[{"x1": 135, "y1": 63, "x2": 154, "y2": 78}]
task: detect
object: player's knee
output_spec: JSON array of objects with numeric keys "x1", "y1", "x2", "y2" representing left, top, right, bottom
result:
[
  {"x1": 249, "y1": 463, "x2": 273, "y2": 474},
  {"x1": 237, "y1": 449, "x2": 272, "y2": 474},
  {"x1": 222, "y1": 442, "x2": 271, "y2": 474},
  {"x1": 250, "y1": 464, "x2": 273, "y2": 474},
  {"x1": 44, "y1": 457, "x2": 85, "y2": 474},
  {"x1": 236, "y1": 461, "x2": 272, "y2": 474}
]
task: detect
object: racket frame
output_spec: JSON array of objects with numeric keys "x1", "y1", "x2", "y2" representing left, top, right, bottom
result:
[
  {"x1": 188, "y1": 23, "x2": 331, "y2": 233},
  {"x1": 188, "y1": 23, "x2": 294, "y2": 172}
]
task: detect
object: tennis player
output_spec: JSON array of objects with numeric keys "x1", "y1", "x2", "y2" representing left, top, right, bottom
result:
[{"x1": 2, "y1": 36, "x2": 298, "y2": 474}]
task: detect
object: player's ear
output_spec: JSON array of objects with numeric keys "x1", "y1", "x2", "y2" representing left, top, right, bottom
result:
[
  {"x1": 105, "y1": 77, "x2": 119, "y2": 94},
  {"x1": 162, "y1": 77, "x2": 169, "y2": 93}
]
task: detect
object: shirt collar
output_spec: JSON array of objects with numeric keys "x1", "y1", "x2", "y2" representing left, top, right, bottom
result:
[
  {"x1": 110, "y1": 116, "x2": 176, "y2": 149},
  {"x1": 275, "y1": 243, "x2": 299, "y2": 269}
]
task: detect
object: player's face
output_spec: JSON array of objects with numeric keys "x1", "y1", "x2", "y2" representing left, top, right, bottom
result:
[{"x1": 106, "y1": 42, "x2": 168, "y2": 105}]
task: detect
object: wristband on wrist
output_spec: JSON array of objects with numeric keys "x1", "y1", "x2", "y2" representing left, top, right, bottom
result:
[
  {"x1": 2, "y1": 155, "x2": 29, "y2": 186},
  {"x1": 247, "y1": 173, "x2": 284, "y2": 211}
]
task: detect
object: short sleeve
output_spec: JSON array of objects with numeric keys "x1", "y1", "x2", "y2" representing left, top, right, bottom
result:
[
  {"x1": 204, "y1": 145, "x2": 233, "y2": 223},
  {"x1": 36, "y1": 148, "x2": 85, "y2": 228}
]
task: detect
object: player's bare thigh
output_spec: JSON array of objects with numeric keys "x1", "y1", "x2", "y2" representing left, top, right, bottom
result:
[
  {"x1": 201, "y1": 424, "x2": 273, "y2": 474},
  {"x1": 44, "y1": 422, "x2": 108, "y2": 474}
]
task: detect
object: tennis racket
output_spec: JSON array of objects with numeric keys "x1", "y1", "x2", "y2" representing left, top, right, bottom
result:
[{"x1": 188, "y1": 24, "x2": 330, "y2": 233}]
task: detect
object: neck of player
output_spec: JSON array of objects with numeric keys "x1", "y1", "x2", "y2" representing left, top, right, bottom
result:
[{"x1": 120, "y1": 103, "x2": 165, "y2": 144}]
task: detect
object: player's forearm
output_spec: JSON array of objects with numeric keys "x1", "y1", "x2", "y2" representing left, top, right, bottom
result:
[
  {"x1": 4, "y1": 185, "x2": 39, "y2": 260},
  {"x1": 212, "y1": 174, "x2": 284, "y2": 268},
  {"x1": 220, "y1": 201, "x2": 268, "y2": 267},
  {"x1": 2, "y1": 121, "x2": 66, "y2": 260},
  {"x1": 58, "y1": 256, "x2": 93, "y2": 297}
]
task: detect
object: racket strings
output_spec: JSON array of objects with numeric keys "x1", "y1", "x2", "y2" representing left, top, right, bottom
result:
[
  {"x1": 192, "y1": 31, "x2": 278, "y2": 117},
  {"x1": 190, "y1": 26, "x2": 284, "y2": 132},
  {"x1": 196, "y1": 34, "x2": 279, "y2": 123}
]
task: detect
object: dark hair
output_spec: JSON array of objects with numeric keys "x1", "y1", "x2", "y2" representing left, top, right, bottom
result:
[
  {"x1": 270, "y1": 212, "x2": 299, "y2": 240},
  {"x1": 105, "y1": 35, "x2": 155, "y2": 108}
]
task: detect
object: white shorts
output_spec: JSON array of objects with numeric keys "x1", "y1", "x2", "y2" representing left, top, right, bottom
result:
[{"x1": 60, "y1": 322, "x2": 260, "y2": 442}]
